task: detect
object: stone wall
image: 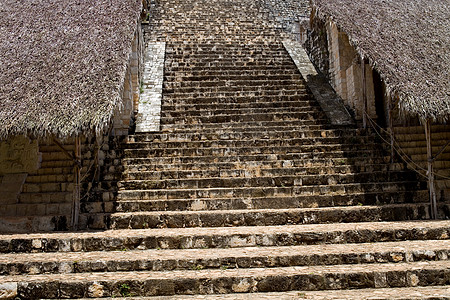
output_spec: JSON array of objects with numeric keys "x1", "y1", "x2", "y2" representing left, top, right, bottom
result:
[
  {"x1": 305, "y1": 17, "x2": 377, "y2": 124},
  {"x1": 113, "y1": 24, "x2": 144, "y2": 136}
]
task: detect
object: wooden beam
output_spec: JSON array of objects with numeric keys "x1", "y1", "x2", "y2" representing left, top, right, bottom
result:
[
  {"x1": 424, "y1": 119, "x2": 438, "y2": 219},
  {"x1": 361, "y1": 59, "x2": 367, "y2": 128},
  {"x1": 71, "y1": 136, "x2": 81, "y2": 230},
  {"x1": 387, "y1": 97, "x2": 394, "y2": 163}
]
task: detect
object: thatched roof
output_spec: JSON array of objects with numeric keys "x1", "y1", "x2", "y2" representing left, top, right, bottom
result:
[
  {"x1": 312, "y1": 0, "x2": 450, "y2": 122},
  {"x1": 0, "y1": 0, "x2": 141, "y2": 140}
]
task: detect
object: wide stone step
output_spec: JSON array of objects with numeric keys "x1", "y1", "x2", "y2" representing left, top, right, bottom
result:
[
  {"x1": 123, "y1": 144, "x2": 384, "y2": 158},
  {"x1": 163, "y1": 84, "x2": 305, "y2": 95},
  {"x1": 99, "y1": 286, "x2": 450, "y2": 300},
  {"x1": 123, "y1": 155, "x2": 390, "y2": 170},
  {"x1": 123, "y1": 135, "x2": 372, "y2": 150},
  {"x1": 115, "y1": 190, "x2": 429, "y2": 212},
  {"x1": 163, "y1": 89, "x2": 308, "y2": 99},
  {"x1": 161, "y1": 99, "x2": 319, "y2": 111},
  {"x1": 160, "y1": 122, "x2": 328, "y2": 133},
  {"x1": 2, "y1": 240, "x2": 448, "y2": 276},
  {"x1": 116, "y1": 181, "x2": 425, "y2": 201},
  {"x1": 2, "y1": 221, "x2": 449, "y2": 253},
  {"x1": 161, "y1": 94, "x2": 312, "y2": 106},
  {"x1": 164, "y1": 69, "x2": 300, "y2": 77},
  {"x1": 109, "y1": 203, "x2": 436, "y2": 229},
  {"x1": 118, "y1": 172, "x2": 419, "y2": 190},
  {"x1": 165, "y1": 59, "x2": 296, "y2": 69},
  {"x1": 163, "y1": 78, "x2": 303, "y2": 89},
  {"x1": 123, "y1": 159, "x2": 401, "y2": 174},
  {"x1": 122, "y1": 165, "x2": 403, "y2": 180},
  {"x1": 165, "y1": 65, "x2": 298, "y2": 73},
  {"x1": 129, "y1": 128, "x2": 361, "y2": 143},
  {"x1": 3, "y1": 261, "x2": 449, "y2": 298},
  {"x1": 164, "y1": 74, "x2": 303, "y2": 83},
  {"x1": 160, "y1": 107, "x2": 322, "y2": 118}
]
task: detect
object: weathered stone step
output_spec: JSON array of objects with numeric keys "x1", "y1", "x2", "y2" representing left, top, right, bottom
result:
[
  {"x1": 161, "y1": 99, "x2": 319, "y2": 111},
  {"x1": 164, "y1": 69, "x2": 300, "y2": 77},
  {"x1": 393, "y1": 125, "x2": 450, "y2": 134},
  {"x1": 160, "y1": 108, "x2": 322, "y2": 120},
  {"x1": 162, "y1": 93, "x2": 312, "y2": 110},
  {"x1": 160, "y1": 122, "x2": 328, "y2": 133},
  {"x1": 118, "y1": 172, "x2": 418, "y2": 191},
  {"x1": 165, "y1": 58, "x2": 295, "y2": 67},
  {"x1": 122, "y1": 164, "x2": 401, "y2": 180},
  {"x1": 163, "y1": 89, "x2": 309, "y2": 99},
  {"x1": 123, "y1": 135, "x2": 372, "y2": 149},
  {"x1": 129, "y1": 128, "x2": 363, "y2": 143},
  {"x1": 163, "y1": 84, "x2": 306, "y2": 95},
  {"x1": 99, "y1": 286, "x2": 450, "y2": 300},
  {"x1": 115, "y1": 190, "x2": 429, "y2": 212},
  {"x1": 122, "y1": 144, "x2": 384, "y2": 159},
  {"x1": 165, "y1": 65, "x2": 298, "y2": 73},
  {"x1": 110, "y1": 203, "x2": 437, "y2": 229},
  {"x1": 117, "y1": 181, "x2": 425, "y2": 201},
  {"x1": 2, "y1": 240, "x2": 448, "y2": 276},
  {"x1": 123, "y1": 159, "x2": 399, "y2": 173},
  {"x1": 123, "y1": 155, "x2": 390, "y2": 170},
  {"x1": 122, "y1": 151, "x2": 389, "y2": 168},
  {"x1": 3, "y1": 261, "x2": 449, "y2": 298},
  {"x1": 2, "y1": 221, "x2": 449, "y2": 253},
  {"x1": 164, "y1": 74, "x2": 303, "y2": 83}
]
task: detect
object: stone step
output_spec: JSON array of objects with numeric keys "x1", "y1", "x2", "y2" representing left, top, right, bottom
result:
[
  {"x1": 123, "y1": 136, "x2": 373, "y2": 150},
  {"x1": 2, "y1": 240, "x2": 448, "y2": 276},
  {"x1": 161, "y1": 94, "x2": 312, "y2": 106},
  {"x1": 122, "y1": 144, "x2": 385, "y2": 159},
  {"x1": 116, "y1": 181, "x2": 425, "y2": 201},
  {"x1": 164, "y1": 69, "x2": 301, "y2": 77},
  {"x1": 129, "y1": 128, "x2": 362, "y2": 143},
  {"x1": 0, "y1": 214, "x2": 71, "y2": 233},
  {"x1": 162, "y1": 89, "x2": 309, "y2": 99},
  {"x1": 160, "y1": 122, "x2": 329, "y2": 133},
  {"x1": 122, "y1": 165, "x2": 404, "y2": 180},
  {"x1": 165, "y1": 65, "x2": 299, "y2": 73},
  {"x1": 161, "y1": 99, "x2": 319, "y2": 111},
  {"x1": 25, "y1": 173, "x2": 73, "y2": 183},
  {"x1": 165, "y1": 58, "x2": 296, "y2": 68},
  {"x1": 160, "y1": 107, "x2": 322, "y2": 118},
  {"x1": 109, "y1": 203, "x2": 437, "y2": 229},
  {"x1": 3, "y1": 260, "x2": 449, "y2": 298},
  {"x1": 123, "y1": 155, "x2": 390, "y2": 170},
  {"x1": 164, "y1": 74, "x2": 303, "y2": 83},
  {"x1": 162, "y1": 84, "x2": 306, "y2": 95},
  {"x1": 2, "y1": 220, "x2": 449, "y2": 253},
  {"x1": 118, "y1": 172, "x2": 419, "y2": 190},
  {"x1": 115, "y1": 190, "x2": 429, "y2": 212},
  {"x1": 90, "y1": 286, "x2": 450, "y2": 300}
]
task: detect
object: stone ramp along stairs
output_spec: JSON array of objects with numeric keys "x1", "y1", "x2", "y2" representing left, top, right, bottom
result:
[{"x1": 2, "y1": 40, "x2": 450, "y2": 300}]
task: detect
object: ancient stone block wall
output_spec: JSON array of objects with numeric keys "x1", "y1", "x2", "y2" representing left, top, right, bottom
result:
[
  {"x1": 306, "y1": 18, "x2": 377, "y2": 123},
  {"x1": 113, "y1": 25, "x2": 144, "y2": 136}
]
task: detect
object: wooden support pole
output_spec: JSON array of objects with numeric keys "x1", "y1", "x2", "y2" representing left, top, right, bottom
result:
[
  {"x1": 71, "y1": 136, "x2": 81, "y2": 230},
  {"x1": 387, "y1": 97, "x2": 394, "y2": 163},
  {"x1": 361, "y1": 59, "x2": 367, "y2": 129},
  {"x1": 425, "y1": 119, "x2": 438, "y2": 219}
]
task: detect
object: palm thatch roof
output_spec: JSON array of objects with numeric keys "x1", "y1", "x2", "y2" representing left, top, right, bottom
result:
[
  {"x1": 312, "y1": 0, "x2": 450, "y2": 122},
  {"x1": 0, "y1": 0, "x2": 141, "y2": 140}
]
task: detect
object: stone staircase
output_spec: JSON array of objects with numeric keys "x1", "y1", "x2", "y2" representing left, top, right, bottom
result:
[{"x1": 1, "y1": 0, "x2": 450, "y2": 298}]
